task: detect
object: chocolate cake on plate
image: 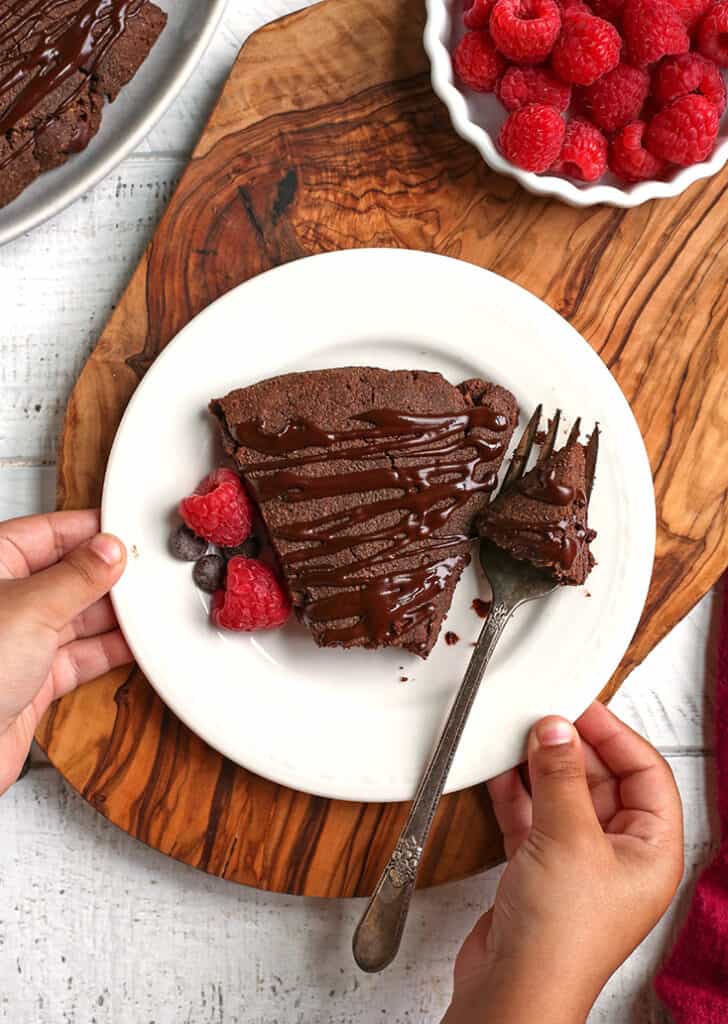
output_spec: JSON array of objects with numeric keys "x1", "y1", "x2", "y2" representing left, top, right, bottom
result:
[
  {"x1": 0, "y1": 0, "x2": 167, "y2": 208},
  {"x1": 477, "y1": 436, "x2": 597, "y2": 585},
  {"x1": 211, "y1": 367, "x2": 518, "y2": 657}
]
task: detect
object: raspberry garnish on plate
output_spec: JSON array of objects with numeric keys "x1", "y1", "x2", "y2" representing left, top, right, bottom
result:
[
  {"x1": 212, "y1": 557, "x2": 291, "y2": 631},
  {"x1": 490, "y1": 0, "x2": 562, "y2": 63},
  {"x1": 179, "y1": 468, "x2": 253, "y2": 548}
]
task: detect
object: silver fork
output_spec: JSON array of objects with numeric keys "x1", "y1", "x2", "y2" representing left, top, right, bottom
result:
[{"x1": 352, "y1": 408, "x2": 598, "y2": 973}]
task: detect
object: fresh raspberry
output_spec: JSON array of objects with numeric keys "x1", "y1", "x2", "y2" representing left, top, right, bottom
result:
[
  {"x1": 490, "y1": 0, "x2": 562, "y2": 63},
  {"x1": 498, "y1": 102, "x2": 566, "y2": 169},
  {"x1": 583, "y1": 62, "x2": 650, "y2": 131},
  {"x1": 622, "y1": 0, "x2": 690, "y2": 66},
  {"x1": 646, "y1": 93, "x2": 719, "y2": 163},
  {"x1": 653, "y1": 53, "x2": 727, "y2": 115},
  {"x1": 464, "y1": 0, "x2": 495, "y2": 28},
  {"x1": 589, "y1": 0, "x2": 624, "y2": 22},
  {"x1": 560, "y1": 0, "x2": 594, "y2": 10},
  {"x1": 497, "y1": 65, "x2": 572, "y2": 110},
  {"x1": 666, "y1": 0, "x2": 712, "y2": 30},
  {"x1": 697, "y1": 2, "x2": 728, "y2": 67},
  {"x1": 609, "y1": 120, "x2": 668, "y2": 179},
  {"x1": 551, "y1": 11, "x2": 622, "y2": 85},
  {"x1": 453, "y1": 30, "x2": 505, "y2": 90},
  {"x1": 553, "y1": 118, "x2": 608, "y2": 178},
  {"x1": 179, "y1": 468, "x2": 253, "y2": 548},
  {"x1": 212, "y1": 557, "x2": 291, "y2": 631}
]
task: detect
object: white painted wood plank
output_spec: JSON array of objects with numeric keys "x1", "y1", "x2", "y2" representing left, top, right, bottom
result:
[
  {"x1": 0, "y1": 754, "x2": 713, "y2": 1024},
  {"x1": 0, "y1": 158, "x2": 184, "y2": 462}
]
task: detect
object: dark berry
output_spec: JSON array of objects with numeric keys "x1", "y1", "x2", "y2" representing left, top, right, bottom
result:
[
  {"x1": 169, "y1": 524, "x2": 207, "y2": 561},
  {"x1": 193, "y1": 554, "x2": 227, "y2": 594}
]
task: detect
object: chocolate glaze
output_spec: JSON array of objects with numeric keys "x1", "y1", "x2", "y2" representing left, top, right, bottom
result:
[
  {"x1": 233, "y1": 407, "x2": 511, "y2": 652},
  {"x1": 482, "y1": 516, "x2": 588, "y2": 570},
  {"x1": 0, "y1": 0, "x2": 143, "y2": 169},
  {"x1": 519, "y1": 467, "x2": 582, "y2": 507}
]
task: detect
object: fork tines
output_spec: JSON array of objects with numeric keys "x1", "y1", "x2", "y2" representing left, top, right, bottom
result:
[
  {"x1": 585, "y1": 425, "x2": 600, "y2": 499},
  {"x1": 536, "y1": 409, "x2": 562, "y2": 464},
  {"x1": 501, "y1": 403, "x2": 542, "y2": 491},
  {"x1": 500, "y1": 407, "x2": 599, "y2": 496}
]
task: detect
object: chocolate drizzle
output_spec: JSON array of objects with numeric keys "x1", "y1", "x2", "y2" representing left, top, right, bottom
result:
[
  {"x1": 518, "y1": 467, "x2": 582, "y2": 507},
  {"x1": 232, "y1": 407, "x2": 510, "y2": 651},
  {"x1": 481, "y1": 516, "x2": 585, "y2": 570},
  {"x1": 0, "y1": 0, "x2": 143, "y2": 169}
]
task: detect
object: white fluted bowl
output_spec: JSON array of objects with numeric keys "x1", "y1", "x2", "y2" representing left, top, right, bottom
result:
[{"x1": 424, "y1": 0, "x2": 728, "y2": 207}]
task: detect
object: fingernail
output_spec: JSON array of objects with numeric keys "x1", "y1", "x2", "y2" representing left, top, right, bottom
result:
[
  {"x1": 90, "y1": 533, "x2": 124, "y2": 566},
  {"x1": 535, "y1": 718, "x2": 574, "y2": 747}
]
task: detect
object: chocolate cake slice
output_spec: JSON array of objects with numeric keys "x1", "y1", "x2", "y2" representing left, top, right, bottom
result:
[
  {"x1": 0, "y1": 0, "x2": 167, "y2": 208},
  {"x1": 211, "y1": 368, "x2": 518, "y2": 657},
  {"x1": 477, "y1": 438, "x2": 597, "y2": 585}
]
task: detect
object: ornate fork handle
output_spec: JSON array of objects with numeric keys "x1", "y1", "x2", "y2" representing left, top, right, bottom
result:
[{"x1": 352, "y1": 598, "x2": 515, "y2": 973}]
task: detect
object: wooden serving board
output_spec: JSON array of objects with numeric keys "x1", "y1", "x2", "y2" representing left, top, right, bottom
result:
[{"x1": 39, "y1": 0, "x2": 728, "y2": 896}]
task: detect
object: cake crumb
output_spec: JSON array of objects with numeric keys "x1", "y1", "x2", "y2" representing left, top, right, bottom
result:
[
  {"x1": 535, "y1": 429, "x2": 547, "y2": 445},
  {"x1": 472, "y1": 598, "x2": 491, "y2": 618},
  {"x1": 131, "y1": 544, "x2": 139, "y2": 560},
  {"x1": 399, "y1": 676, "x2": 409, "y2": 683},
  {"x1": 585, "y1": 591, "x2": 592, "y2": 598},
  {"x1": 445, "y1": 631, "x2": 459, "y2": 646}
]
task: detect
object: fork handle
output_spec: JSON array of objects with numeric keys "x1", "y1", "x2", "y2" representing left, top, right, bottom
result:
[{"x1": 352, "y1": 599, "x2": 514, "y2": 973}]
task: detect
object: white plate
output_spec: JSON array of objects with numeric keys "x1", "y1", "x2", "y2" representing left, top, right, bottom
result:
[
  {"x1": 0, "y1": 0, "x2": 227, "y2": 246},
  {"x1": 102, "y1": 249, "x2": 655, "y2": 803}
]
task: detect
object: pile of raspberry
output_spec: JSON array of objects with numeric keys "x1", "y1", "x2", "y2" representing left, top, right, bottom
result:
[
  {"x1": 455, "y1": 0, "x2": 728, "y2": 182},
  {"x1": 170, "y1": 468, "x2": 291, "y2": 632}
]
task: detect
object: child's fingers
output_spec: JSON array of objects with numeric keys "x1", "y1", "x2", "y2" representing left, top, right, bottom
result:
[
  {"x1": 50, "y1": 629, "x2": 133, "y2": 699},
  {"x1": 57, "y1": 596, "x2": 118, "y2": 646},
  {"x1": 581, "y1": 738, "x2": 621, "y2": 826},
  {"x1": 575, "y1": 702, "x2": 681, "y2": 828},
  {"x1": 17, "y1": 533, "x2": 126, "y2": 632},
  {"x1": 528, "y1": 717, "x2": 601, "y2": 844},
  {"x1": 487, "y1": 766, "x2": 532, "y2": 858},
  {"x1": 0, "y1": 510, "x2": 101, "y2": 578}
]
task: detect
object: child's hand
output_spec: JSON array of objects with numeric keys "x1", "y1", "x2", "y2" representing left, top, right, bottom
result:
[
  {"x1": 0, "y1": 510, "x2": 130, "y2": 795},
  {"x1": 445, "y1": 702, "x2": 684, "y2": 1024}
]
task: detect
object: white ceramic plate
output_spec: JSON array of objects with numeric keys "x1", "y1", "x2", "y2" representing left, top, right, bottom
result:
[
  {"x1": 424, "y1": 0, "x2": 728, "y2": 207},
  {"x1": 102, "y1": 249, "x2": 655, "y2": 803},
  {"x1": 0, "y1": 0, "x2": 227, "y2": 246}
]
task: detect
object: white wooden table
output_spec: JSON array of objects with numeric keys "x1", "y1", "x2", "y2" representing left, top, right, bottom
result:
[{"x1": 0, "y1": 4, "x2": 719, "y2": 1021}]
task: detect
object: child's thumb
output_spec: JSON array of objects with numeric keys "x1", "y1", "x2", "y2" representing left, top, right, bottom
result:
[
  {"x1": 527, "y1": 716, "x2": 600, "y2": 844},
  {"x1": 17, "y1": 534, "x2": 126, "y2": 631}
]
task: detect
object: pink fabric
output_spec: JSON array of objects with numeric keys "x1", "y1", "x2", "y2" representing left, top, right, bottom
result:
[{"x1": 655, "y1": 578, "x2": 728, "y2": 1022}]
